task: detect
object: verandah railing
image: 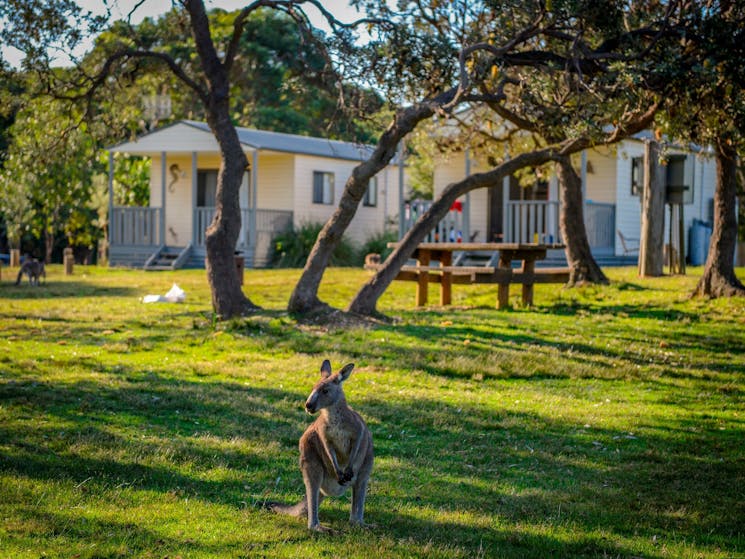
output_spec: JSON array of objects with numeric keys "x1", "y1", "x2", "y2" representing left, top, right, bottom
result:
[
  {"x1": 402, "y1": 200, "x2": 467, "y2": 243},
  {"x1": 194, "y1": 207, "x2": 293, "y2": 266},
  {"x1": 504, "y1": 200, "x2": 561, "y2": 244},
  {"x1": 193, "y1": 207, "x2": 293, "y2": 248},
  {"x1": 110, "y1": 207, "x2": 161, "y2": 246},
  {"x1": 400, "y1": 198, "x2": 615, "y2": 251}
]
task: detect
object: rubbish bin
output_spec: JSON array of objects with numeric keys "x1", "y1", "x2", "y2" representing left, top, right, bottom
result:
[
  {"x1": 234, "y1": 252, "x2": 245, "y2": 285},
  {"x1": 688, "y1": 219, "x2": 712, "y2": 266}
]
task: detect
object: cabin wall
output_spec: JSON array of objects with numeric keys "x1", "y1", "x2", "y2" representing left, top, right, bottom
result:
[
  {"x1": 432, "y1": 151, "x2": 488, "y2": 242},
  {"x1": 255, "y1": 152, "x2": 294, "y2": 211},
  {"x1": 584, "y1": 147, "x2": 617, "y2": 204},
  {"x1": 613, "y1": 142, "x2": 645, "y2": 256},
  {"x1": 615, "y1": 141, "x2": 717, "y2": 257},
  {"x1": 292, "y1": 154, "x2": 402, "y2": 244},
  {"x1": 145, "y1": 152, "x2": 404, "y2": 250}
]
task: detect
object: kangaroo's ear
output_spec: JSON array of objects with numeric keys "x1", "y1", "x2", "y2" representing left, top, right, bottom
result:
[
  {"x1": 338, "y1": 363, "x2": 355, "y2": 382},
  {"x1": 320, "y1": 359, "x2": 332, "y2": 378}
]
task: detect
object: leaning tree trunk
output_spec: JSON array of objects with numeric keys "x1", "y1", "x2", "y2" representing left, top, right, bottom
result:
[
  {"x1": 692, "y1": 139, "x2": 745, "y2": 298},
  {"x1": 556, "y1": 155, "x2": 608, "y2": 285},
  {"x1": 348, "y1": 148, "x2": 564, "y2": 316},
  {"x1": 187, "y1": 0, "x2": 258, "y2": 318},
  {"x1": 288, "y1": 89, "x2": 459, "y2": 314}
]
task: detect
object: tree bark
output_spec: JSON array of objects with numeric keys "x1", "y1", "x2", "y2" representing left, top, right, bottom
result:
[
  {"x1": 347, "y1": 148, "x2": 564, "y2": 315},
  {"x1": 638, "y1": 140, "x2": 666, "y2": 277},
  {"x1": 44, "y1": 227, "x2": 54, "y2": 264},
  {"x1": 346, "y1": 104, "x2": 659, "y2": 316},
  {"x1": 186, "y1": 0, "x2": 258, "y2": 318},
  {"x1": 692, "y1": 139, "x2": 745, "y2": 297},
  {"x1": 287, "y1": 88, "x2": 459, "y2": 314},
  {"x1": 556, "y1": 155, "x2": 608, "y2": 285}
]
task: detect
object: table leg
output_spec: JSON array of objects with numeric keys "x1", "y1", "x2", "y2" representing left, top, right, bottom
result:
[
  {"x1": 521, "y1": 258, "x2": 535, "y2": 306},
  {"x1": 416, "y1": 249, "x2": 430, "y2": 307},
  {"x1": 497, "y1": 254, "x2": 511, "y2": 309},
  {"x1": 440, "y1": 251, "x2": 452, "y2": 306}
]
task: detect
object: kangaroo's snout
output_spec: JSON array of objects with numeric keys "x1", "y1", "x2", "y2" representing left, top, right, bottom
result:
[{"x1": 305, "y1": 391, "x2": 318, "y2": 414}]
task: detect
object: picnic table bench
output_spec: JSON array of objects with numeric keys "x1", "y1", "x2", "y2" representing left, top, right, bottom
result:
[{"x1": 386, "y1": 242, "x2": 569, "y2": 309}]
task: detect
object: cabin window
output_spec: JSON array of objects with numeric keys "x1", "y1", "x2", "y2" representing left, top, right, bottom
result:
[
  {"x1": 197, "y1": 170, "x2": 218, "y2": 207},
  {"x1": 364, "y1": 177, "x2": 378, "y2": 207},
  {"x1": 631, "y1": 157, "x2": 643, "y2": 196},
  {"x1": 313, "y1": 171, "x2": 334, "y2": 205}
]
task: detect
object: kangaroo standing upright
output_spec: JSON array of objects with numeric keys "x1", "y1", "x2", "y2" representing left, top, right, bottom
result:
[{"x1": 269, "y1": 360, "x2": 374, "y2": 531}]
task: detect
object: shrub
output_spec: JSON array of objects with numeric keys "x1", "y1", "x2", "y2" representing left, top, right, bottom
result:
[
  {"x1": 271, "y1": 221, "x2": 359, "y2": 268},
  {"x1": 359, "y1": 229, "x2": 398, "y2": 262}
]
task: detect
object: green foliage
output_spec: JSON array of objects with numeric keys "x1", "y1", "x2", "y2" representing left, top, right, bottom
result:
[
  {"x1": 91, "y1": 6, "x2": 382, "y2": 143},
  {"x1": 0, "y1": 266, "x2": 743, "y2": 558},
  {"x1": 0, "y1": 97, "x2": 101, "y2": 256},
  {"x1": 406, "y1": 125, "x2": 437, "y2": 199},
  {"x1": 358, "y1": 228, "x2": 398, "y2": 261},
  {"x1": 271, "y1": 221, "x2": 359, "y2": 268}
]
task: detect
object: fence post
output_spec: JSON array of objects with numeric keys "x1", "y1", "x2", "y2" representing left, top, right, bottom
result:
[{"x1": 64, "y1": 247, "x2": 74, "y2": 275}]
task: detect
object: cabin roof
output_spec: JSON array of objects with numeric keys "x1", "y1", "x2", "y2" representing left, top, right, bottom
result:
[{"x1": 107, "y1": 120, "x2": 380, "y2": 162}]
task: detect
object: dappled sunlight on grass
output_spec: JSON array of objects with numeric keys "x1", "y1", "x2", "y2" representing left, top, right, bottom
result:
[{"x1": 0, "y1": 265, "x2": 743, "y2": 557}]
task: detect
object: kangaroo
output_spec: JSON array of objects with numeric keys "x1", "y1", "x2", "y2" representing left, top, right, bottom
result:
[
  {"x1": 269, "y1": 360, "x2": 374, "y2": 531},
  {"x1": 15, "y1": 258, "x2": 46, "y2": 286}
]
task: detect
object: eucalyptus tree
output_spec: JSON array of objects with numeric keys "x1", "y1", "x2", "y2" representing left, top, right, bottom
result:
[
  {"x1": 2, "y1": 0, "x2": 375, "y2": 318},
  {"x1": 0, "y1": 97, "x2": 99, "y2": 262},
  {"x1": 650, "y1": 1, "x2": 745, "y2": 297},
  {"x1": 342, "y1": 0, "x2": 670, "y2": 315}
]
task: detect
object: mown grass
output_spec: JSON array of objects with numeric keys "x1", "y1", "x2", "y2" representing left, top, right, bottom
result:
[{"x1": 0, "y1": 265, "x2": 743, "y2": 558}]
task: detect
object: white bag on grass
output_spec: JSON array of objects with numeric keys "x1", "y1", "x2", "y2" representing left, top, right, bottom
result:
[{"x1": 143, "y1": 283, "x2": 186, "y2": 303}]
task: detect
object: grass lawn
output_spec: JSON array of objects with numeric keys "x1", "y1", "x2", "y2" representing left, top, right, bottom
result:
[{"x1": 0, "y1": 264, "x2": 743, "y2": 558}]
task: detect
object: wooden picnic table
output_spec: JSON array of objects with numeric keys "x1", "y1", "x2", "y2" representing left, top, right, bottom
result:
[{"x1": 386, "y1": 242, "x2": 567, "y2": 309}]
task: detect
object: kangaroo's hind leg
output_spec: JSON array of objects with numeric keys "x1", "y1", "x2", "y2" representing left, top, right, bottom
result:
[{"x1": 301, "y1": 462, "x2": 326, "y2": 530}]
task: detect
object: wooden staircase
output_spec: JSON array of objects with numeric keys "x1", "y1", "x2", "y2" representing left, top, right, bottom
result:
[{"x1": 143, "y1": 244, "x2": 193, "y2": 271}]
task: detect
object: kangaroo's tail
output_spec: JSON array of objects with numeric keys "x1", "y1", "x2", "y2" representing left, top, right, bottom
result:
[{"x1": 263, "y1": 497, "x2": 308, "y2": 518}]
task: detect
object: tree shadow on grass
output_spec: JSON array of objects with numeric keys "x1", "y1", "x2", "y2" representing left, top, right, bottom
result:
[
  {"x1": 1, "y1": 360, "x2": 742, "y2": 558},
  {"x1": 0, "y1": 281, "x2": 140, "y2": 300},
  {"x1": 544, "y1": 300, "x2": 704, "y2": 323},
  {"x1": 357, "y1": 395, "x2": 744, "y2": 558}
]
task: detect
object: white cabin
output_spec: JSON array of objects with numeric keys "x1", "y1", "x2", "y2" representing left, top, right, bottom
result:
[
  {"x1": 106, "y1": 120, "x2": 404, "y2": 268},
  {"x1": 430, "y1": 135, "x2": 718, "y2": 264}
]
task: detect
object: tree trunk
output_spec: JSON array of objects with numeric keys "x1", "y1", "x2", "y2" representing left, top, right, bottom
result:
[
  {"x1": 347, "y1": 105, "x2": 659, "y2": 316},
  {"x1": 556, "y1": 155, "x2": 608, "y2": 285},
  {"x1": 288, "y1": 90, "x2": 459, "y2": 314},
  {"x1": 638, "y1": 140, "x2": 666, "y2": 277},
  {"x1": 348, "y1": 148, "x2": 563, "y2": 315},
  {"x1": 44, "y1": 227, "x2": 54, "y2": 264},
  {"x1": 204, "y1": 118, "x2": 258, "y2": 318},
  {"x1": 186, "y1": 0, "x2": 258, "y2": 318},
  {"x1": 692, "y1": 139, "x2": 745, "y2": 297}
]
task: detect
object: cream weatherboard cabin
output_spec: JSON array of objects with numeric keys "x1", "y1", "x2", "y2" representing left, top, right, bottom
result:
[
  {"x1": 106, "y1": 120, "x2": 405, "y2": 269},
  {"x1": 429, "y1": 132, "x2": 719, "y2": 265}
]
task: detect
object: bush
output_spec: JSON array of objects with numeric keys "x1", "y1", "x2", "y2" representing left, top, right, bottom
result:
[
  {"x1": 359, "y1": 229, "x2": 398, "y2": 262},
  {"x1": 270, "y1": 221, "x2": 359, "y2": 268}
]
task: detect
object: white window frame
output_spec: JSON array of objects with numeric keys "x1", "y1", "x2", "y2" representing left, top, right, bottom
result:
[
  {"x1": 363, "y1": 176, "x2": 378, "y2": 207},
  {"x1": 313, "y1": 171, "x2": 334, "y2": 205}
]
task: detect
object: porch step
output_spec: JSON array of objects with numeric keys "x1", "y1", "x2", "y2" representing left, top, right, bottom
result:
[{"x1": 143, "y1": 244, "x2": 192, "y2": 271}]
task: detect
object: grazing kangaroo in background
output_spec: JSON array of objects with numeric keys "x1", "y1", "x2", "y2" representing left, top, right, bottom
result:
[
  {"x1": 15, "y1": 258, "x2": 45, "y2": 286},
  {"x1": 269, "y1": 360, "x2": 374, "y2": 531}
]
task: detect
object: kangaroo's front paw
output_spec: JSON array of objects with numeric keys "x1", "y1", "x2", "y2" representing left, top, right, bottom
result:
[{"x1": 338, "y1": 466, "x2": 354, "y2": 485}]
